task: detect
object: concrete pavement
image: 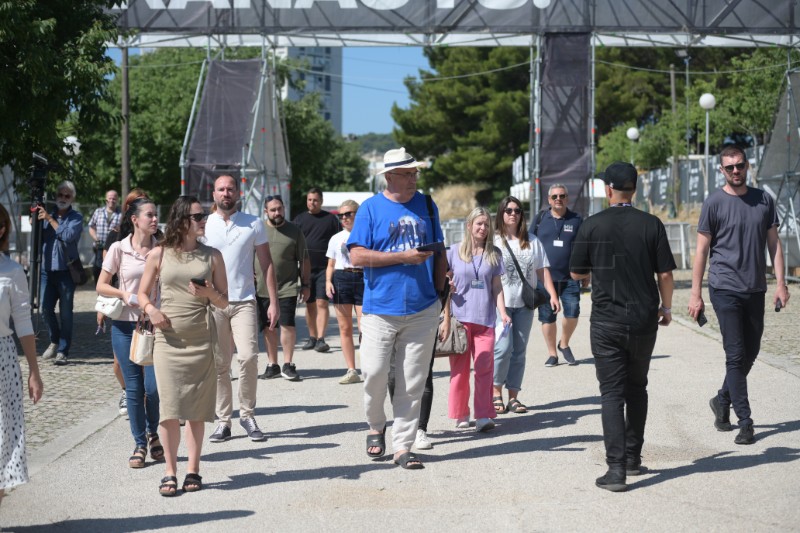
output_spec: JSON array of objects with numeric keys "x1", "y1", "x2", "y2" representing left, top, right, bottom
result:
[{"x1": 2, "y1": 283, "x2": 799, "y2": 532}]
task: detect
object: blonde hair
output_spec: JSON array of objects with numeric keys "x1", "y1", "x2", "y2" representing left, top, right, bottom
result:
[
  {"x1": 339, "y1": 199, "x2": 359, "y2": 212},
  {"x1": 459, "y1": 207, "x2": 500, "y2": 267}
]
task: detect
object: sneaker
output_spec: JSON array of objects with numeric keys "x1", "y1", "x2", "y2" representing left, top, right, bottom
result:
[
  {"x1": 338, "y1": 369, "x2": 362, "y2": 384},
  {"x1": 456, "y1": 417, "x2": 470, "y2": 429},
  {"x1": 240, "y1": 418, "x2": 267, "y2": 442},
  {"x1": 734, "y1": 423, "x2": 755, "y2": 445},
  {"x1": 314, "y1": 338, "x2": 330, "y2": 353},
  {"x1": 42, "y1": 343, "x2": 58, "y2": 360},
  {"x1": 709, "y1": 396, "x2": 733, "y2": 432},
  {"x1": 208, "y1": 424, "x2": 232, "y2": 443},
  {"x1": 281, "y1": 362, "x2": 300, "y2": 381},
  {"x1": 595, "y1": 469, "x2": 627, "y2": 492},
  {"x1": 301, "y1": 337, "x2": 317, "y2": 350},
  {"x1": 414, "y1": 429, "x2": 433, "y2": 450},
  {"x1": 118, "y1": 391, "x2": 128, "y2": 417},
  {"x1": 544, "y1": 355, "x2": 558, "y2": 367},
  {"x1": 626, "y1": 456, "x2": 642, "y2": 476},
  {"x1": 54, "y1": 352, "x2": 68, "y2": 366},
  {"x1": 476, "y1": 418, "x2": 496, "y2": 432},
  {"x1": 259, "y1": 364, "x2": 281, "y2": 380},
  {"x1": 558, "y1": 342, "x2": 578, "y2": 365}
]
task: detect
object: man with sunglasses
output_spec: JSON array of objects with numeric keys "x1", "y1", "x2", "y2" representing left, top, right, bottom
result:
[
  {"x1": 689, "y1": 145, "x2": 790, "y2": 446},
  {"x1": 293, "y1": 187, "x2": 341, "y2": 353},
  {"x1": 204, "y1": 175, "x2": 278, "y2": 443},
  {"x1": 532, "y1": 184, "x2": 584, "y2": 367},
  {"x1": 257, "y1": 195, "x2": 311, "y2": 381}
]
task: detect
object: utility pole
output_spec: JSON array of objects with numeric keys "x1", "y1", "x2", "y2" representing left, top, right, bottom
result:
[
  {"x1": 121, "y1": 45, "x2": 130, "y2": 200},
  {"x1": 670, "y1": 63, "x2": 679, "y2": 214}
]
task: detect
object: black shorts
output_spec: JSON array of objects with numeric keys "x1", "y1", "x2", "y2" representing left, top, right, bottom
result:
[
  {"x1": 256, "y1": 296, "x2": 297, "y2": 330},
  {"x1": 307, "y1": 270, "x2": 329, "y2": 303},
  {"x1": 332, "y1": 269, "x2": 364, "y2": 306}
]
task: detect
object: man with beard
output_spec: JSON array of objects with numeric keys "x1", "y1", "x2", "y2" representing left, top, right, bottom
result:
[
  {"x1": 37, "y1": 180, "x2": 84, "y2": 366},
  {"x1": 689, "y1": 145, "x2": 790, "y2": 446},
  {"x1": 257, "y1": 195, "x2": 311, "y2": 381},
  {"x1": 204, "y1": 175, "x2": 278, "y2": 443}
]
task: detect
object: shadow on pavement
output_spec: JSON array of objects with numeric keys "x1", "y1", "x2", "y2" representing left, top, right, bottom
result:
[{"x1": 6, "y1": 510, "x2": 255, "y2": 533}]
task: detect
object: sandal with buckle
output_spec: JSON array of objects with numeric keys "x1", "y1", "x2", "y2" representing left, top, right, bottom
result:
[
  {"x1": 129, "y1": 446, "x2": 147, "y2": 469},
  {"x1": 493, "y1": 396, "x2": 508, "y2": 414},
  {"x1": 159, "y1": 476, "x2": 178, "y2": 497},
  {"x1": 148, "y1": 433, "x2": 165, "y2": 462},
  {"x1": 507, "y1": 398, "x2": 528, "y2": 414},
  {"x1": 366, "y1": 427, "x2": 386, "y2": 458},
  {"x1": 182, "y1": 473, "x2": 202, "y2": 493}
]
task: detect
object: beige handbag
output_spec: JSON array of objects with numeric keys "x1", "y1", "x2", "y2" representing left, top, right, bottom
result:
[
  {"x1": 434, "y1": 309, "x2": 468, "y2": 358},
  {"x1": 129, "y1": 316, "x2": 155, "y2": 366}
]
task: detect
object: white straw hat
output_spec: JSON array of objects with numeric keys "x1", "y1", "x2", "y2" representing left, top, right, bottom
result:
[{"x1": 376, "y1": 147, "x2": 426, "y2": 175}]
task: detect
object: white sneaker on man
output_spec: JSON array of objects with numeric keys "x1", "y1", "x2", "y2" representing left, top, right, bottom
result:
[
  {"x1": 42, "y1": 343, "x2": 57, "y2": 360},
  {"x1": 414, "y1": 429, "x2": 432, "y2": 450}
]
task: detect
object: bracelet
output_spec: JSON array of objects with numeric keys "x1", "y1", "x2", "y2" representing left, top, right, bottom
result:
[{"x1": 660, "y1": 306, "x2": 671, "y2": 314}]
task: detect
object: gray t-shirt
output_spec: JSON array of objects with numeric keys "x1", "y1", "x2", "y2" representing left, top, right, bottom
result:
[{"x1": 697, "y1": 187, "x2": 778, "y2": 293}]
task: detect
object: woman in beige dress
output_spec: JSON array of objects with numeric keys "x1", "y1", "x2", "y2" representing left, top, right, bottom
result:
[{"x1": 139, "y1": 196, "x2": 228, "y2": 497}]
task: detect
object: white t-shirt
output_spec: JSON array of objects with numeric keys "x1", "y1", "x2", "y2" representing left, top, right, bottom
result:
[
  {"x1": 494, "y1": 234, "x2": 549, "y2": 309},
  {"x1": 0, "y1": 255, "x2": 33, "y2": 338},
  {"x1": 326, "y1": 229, "x2": 354, "y2": 270},
  {"x1": 203, "y1": 210, "x2": 268, "y2": 301}
]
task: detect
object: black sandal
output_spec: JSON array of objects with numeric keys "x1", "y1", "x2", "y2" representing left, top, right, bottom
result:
[
  {"x1": 394, "y1": 451, "x2": 424, "y2": 470},
  {"x1": 507, "y1": 398, "x2": 528, "y2": 414},
  {"x1": 493, "y1": 396, "x2": 508, "y2": 414},
  {"x1": 129, "y1": 446, "x2": 147, "y2": 469},
  {"x1": 182, "y1": 473, "x2": 203, "y2": 493},
  {"x1": 148, "y1": 433, "x2": 165, "y2": 462},
  {"x1": 159, "y1": 476, "x2": 178, "y2": 497},
  {"x1": 366, "y1": 427, "x2": 386, "y2": 458}
]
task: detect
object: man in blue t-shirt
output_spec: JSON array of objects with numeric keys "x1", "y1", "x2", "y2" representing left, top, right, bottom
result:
[
  {"x1": 532, "y1": 184, "x2": 584, "y2": 367},
  {"x1": 689, "y1": 145, "x2": 790, "y2": 446},
  {"x1": 347, "y1": 147, "x2": 446, "y2": 470}
]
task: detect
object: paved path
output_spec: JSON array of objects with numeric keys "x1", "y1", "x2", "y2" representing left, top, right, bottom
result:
[{"x1": 2, "y1": 277, "x2": 799, "y2": 532}]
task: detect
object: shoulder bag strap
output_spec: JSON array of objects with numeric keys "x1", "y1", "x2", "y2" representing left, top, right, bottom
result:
[{"x1": 502, "y1": 238, "x2": 527, "y2": 282}]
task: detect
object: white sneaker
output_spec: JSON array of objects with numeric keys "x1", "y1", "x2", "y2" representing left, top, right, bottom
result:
[
  {"x1": 414, "y1": 429, "x2": 433, "y2": 450},
  {"x1": 338, "y1": 369, "x2": 362, "y2": 384},
  {"x1": 42, "y1": 343, "x2": 57, "y2": 360},
  {"x1": 476, "y1": 418, "x2": 496, "y2": 432},
  {"x1": 456, "y1": 417, "x2": 470, "y2": 429}
]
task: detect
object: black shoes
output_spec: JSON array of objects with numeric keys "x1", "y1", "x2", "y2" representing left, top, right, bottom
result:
[
  {"x1": 595, "y1": 468, "x2": 627, "y2": 492},
  {"x1": 259, "y1": 364, "x2": 281, "y2": 379},
  {"x1": 281, "y1": 362, "x2": 300, "y2": 381},
  {"x1": 301, "y1": 337, "x2": 317, "y2": 350},
  {"x1": 734, "y1": 423, "x2": 755, "y2": 445},
  {"x1": 709, "y1": 396, "x2": 734, "y2": 432},
  {"x1": 625, "y1": 457, "x2": 642, "y2": 476},
  {"x1": 208, "y1": 424, "x2": 232, "y2": 443},
  {"x1": 314, "y1": 338, "x2": 330, "y2": 352}
]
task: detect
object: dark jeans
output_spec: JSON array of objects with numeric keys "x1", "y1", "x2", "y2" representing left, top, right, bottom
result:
[
  {"x1": 709, "y1": 287, "x2": 764, "y2": 427},
  {"x1": 389, "y1": 346, "x2": 435, "y2": 432},
  {"x1": 40, "y1": 269, "x2": 75, "y2": 356},
  {"x1": 590, "y1": 322, "x2": 657, "y2": 468}
]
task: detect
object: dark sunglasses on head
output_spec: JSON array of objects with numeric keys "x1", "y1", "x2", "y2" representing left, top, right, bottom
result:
[
  {"x1": 504, "y1": 208, "x2": 522, "y2": 215},
  {"x1": 550, "y1": 194, "x2": 567, "y2": 200},
  {"x1": 722, "y1": 162, "x2": 746, "y2": 173},
  {"x1": 266, "y1": 194, "x2": 282, "y2": 202},
  {"x1": 186, "y1": 212, "x2": 208, "y2": 222},
  {"x1": 337, "y1": 211, "x2": 355, "y2": 219}
]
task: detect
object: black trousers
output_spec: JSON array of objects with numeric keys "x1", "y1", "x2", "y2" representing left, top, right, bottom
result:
[{"x1": 590, "y1": 322, "x2": 657, "y2": 468}]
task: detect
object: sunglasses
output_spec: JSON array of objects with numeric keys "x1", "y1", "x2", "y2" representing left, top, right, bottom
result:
[
  {"x1": 504, "y1": 208, "x2": 522, "y2": 215},
  {"x1": 186, "y1": 212, "x2": 208, "y2": 222},
  {"x1": 550, "y1": 194, "x2": 567, "y2": 200},
  {"x1": 722, "y1": 162, "x2": 746, "y2": 173},
  {"x1": 266, "y1": 194, "x2": 282, "y2": 202},
  {"x1": 337, "y1": 211, "x2": 355, "y2": 219}
]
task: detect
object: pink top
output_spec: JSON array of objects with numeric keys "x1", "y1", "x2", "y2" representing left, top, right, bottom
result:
[{"x1": 102, "y1": 235, "x2": 158, "y2": 322}]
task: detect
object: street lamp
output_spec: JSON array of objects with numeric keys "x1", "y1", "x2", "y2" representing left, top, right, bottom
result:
[
  {"x1": 626, "y1": 127, "x2": 640, "y2": 166},
  {"x1": 699, "y1": 93, "x2": 716, "y2": 196}
]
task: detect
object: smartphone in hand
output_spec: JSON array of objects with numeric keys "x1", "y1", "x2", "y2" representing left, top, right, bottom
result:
[
  {"x1": 697, "y1": 310, "x2": 708, "y2": 327},
  {"x1": 190, "y1": 278, "x2": 206, "y2": 287}
]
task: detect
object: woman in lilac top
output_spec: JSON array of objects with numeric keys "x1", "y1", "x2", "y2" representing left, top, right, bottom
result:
[{"x1": 444, "y1": 207, "x2": 511, "y2": 432}]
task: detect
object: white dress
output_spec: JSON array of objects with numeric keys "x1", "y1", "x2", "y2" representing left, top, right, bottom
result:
[{"x1": 0, "y1": 255, "x2": 34, "y2": 490}]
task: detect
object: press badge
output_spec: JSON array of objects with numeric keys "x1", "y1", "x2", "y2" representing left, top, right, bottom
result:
[
  {"x1": 553, "y1": 240, "x2": 564, "y2": 247},
  {"x1": 471, "y1": 279, "x2": 485, "y2": 289}
]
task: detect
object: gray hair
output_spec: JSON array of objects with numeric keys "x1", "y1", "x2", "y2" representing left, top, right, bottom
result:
[
  {"x1": 548, "y1": 183, "x2": 568, "y2": 195},
  {"x1": 57, "y1": 180, "x2": 76, "y2": 198}
]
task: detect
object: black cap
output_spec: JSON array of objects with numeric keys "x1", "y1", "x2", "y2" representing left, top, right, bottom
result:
[{"x1": 600, "y1": 162, "x2": 637, "y2": 191}]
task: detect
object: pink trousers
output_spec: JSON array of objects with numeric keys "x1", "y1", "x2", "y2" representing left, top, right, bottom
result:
[{"x1": 448, "y1": 322, "x2": 496, "y2": 420}]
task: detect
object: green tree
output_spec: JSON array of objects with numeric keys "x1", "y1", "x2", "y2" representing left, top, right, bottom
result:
[{"x1": 0, "y1": 0, "x2": 119, "y2": 184}]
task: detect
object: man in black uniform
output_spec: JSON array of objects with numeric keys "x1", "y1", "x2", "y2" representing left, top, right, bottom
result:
[{"x1": 570, "y1": 162, "x2": 676, "y2": 492}]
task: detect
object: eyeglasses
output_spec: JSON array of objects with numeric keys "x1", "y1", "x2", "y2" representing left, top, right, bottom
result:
[
  {"x1": 186, "y1": 212, "x2": 208, "y2": 222},
  {"x1": 337, "y1": 211, "x2": 355, "y2": 220},
  {"x1": 722, "y1": 162, "x2": 746, "y2": 173},
  {"x1": 504, "y1": 208, "x2": 522, "y2": 215},
  {"x1": 266, "y1": 194, "x2": 282, "y2": 203},
  {"x1": 550, "y1": 194, "x2": 567, "y2": 200}
]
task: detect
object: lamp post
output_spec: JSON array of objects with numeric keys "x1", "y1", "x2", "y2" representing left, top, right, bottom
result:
[
  {"x1": 626, "y1": 127, "x2": 640, "y2": 166},
  {"x1": 699, "y1": 93, "x2": 716, "y2": 196}
]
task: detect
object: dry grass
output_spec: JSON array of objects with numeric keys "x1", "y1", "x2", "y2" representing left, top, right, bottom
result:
[
  {"x1": 648, "y1": 203, "x2": 702, "y2": 225},
  {"x1": 431, "y1": 184, "x2": 480, "y2": 220}
]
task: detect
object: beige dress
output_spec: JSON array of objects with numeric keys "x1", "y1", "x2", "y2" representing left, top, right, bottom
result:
[{"x1": 153, "y1": 244, "x2": 217, "y2": 422}]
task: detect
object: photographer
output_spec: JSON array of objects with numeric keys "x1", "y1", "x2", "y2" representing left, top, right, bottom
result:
[{"x1": 36, "y1": 180, "x2": 83, "y2": 366}]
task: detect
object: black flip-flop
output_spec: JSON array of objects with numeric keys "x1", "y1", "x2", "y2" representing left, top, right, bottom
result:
[
  {"x1": 394, "y1": 451, "x2": 424, "y2": 470},
  {"x1": 366, "y1": 427, "x2": 386, "y2": 458}
]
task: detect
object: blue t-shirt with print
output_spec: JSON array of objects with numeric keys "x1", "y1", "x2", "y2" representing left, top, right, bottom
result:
[{"x1": 347, "y1": 192, "x2": 443, "y2": 316}]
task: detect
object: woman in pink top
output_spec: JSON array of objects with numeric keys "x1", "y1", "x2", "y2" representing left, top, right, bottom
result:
[{"x1": 96, "y1": 198, "x2": 161, "y2": 468}]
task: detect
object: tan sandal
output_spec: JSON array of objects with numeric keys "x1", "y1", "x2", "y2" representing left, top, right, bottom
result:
[
  {"x1": 148, "y1": 433, "x2": 165, "y2": 462},
  {"x1": 129, "y1": 446, "x2": 147, "y2": 468}
]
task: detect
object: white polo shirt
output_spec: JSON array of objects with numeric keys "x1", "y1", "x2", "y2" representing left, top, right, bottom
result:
[{"x1": 203, "y1": 210, "x2": 268, "y2": 302}]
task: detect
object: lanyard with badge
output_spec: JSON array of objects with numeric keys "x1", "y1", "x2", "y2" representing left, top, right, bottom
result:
[
  {"x1": 470, "y1": 250, "x2": 485, "y2": 289},
  {"x1": 551, "y1": 214, "x2": 566, "y2": 248}
]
